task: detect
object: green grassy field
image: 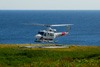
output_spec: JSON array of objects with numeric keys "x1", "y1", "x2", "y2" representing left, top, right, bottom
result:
[{"x1": 0, "y1": 44, "x2": 100, "y2": 67}]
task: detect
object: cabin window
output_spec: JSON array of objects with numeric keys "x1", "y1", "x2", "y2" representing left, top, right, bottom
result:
[
  {"x1": 50, "y1": 33, "x2": 54, "y2": 36},
  {"x1": 48, "y1": 33, "x2": 49, "y2": 35},
  {"x1": 38, "y1": 32, "x2": 44, "y2": 35}
]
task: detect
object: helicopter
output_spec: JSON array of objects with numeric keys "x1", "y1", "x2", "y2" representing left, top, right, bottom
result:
[{"x1": 25, "y1": 23, "x2": 73, "y2": 43}]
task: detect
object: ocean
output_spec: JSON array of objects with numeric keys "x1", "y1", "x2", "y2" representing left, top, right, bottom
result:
[{"x1": 0, "y1": 10, "x2": 100, "y2": 46}]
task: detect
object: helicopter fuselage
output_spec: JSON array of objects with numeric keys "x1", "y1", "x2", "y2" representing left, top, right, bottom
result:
[
  {"x1": 28, "y1": 23, "x2": 73, "y2": 43},
  {"x1": 35, "y1": 30, "x2": 68, "y2": 41}
]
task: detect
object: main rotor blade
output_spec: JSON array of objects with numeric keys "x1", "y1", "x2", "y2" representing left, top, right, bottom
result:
[
  {"x1": 24, "y1": 23, "x2": 45, "y2": 26},
  {"x1": 24, "y1": 23, "x2": 73, "y2": 27},
  {"x1": 50, "y1": 24, "x2": 74, "y2": 26}
]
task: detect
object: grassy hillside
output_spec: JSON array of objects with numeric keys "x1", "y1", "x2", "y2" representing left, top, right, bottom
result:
[{"x1": 0, "y1": 44, "x2": 100, "y2": 67}]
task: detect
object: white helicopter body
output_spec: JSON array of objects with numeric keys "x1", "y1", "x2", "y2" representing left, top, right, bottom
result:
[
  {"x1": 25, "y1": 23, "x2": 73, "y2": 43},
  {"x1": 35, "y1": 30, "x2": 68, "y2": 40}
]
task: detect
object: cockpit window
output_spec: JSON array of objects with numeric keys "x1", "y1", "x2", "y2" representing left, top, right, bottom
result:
[
  {"x1": 44, "y1": 33, "x2": 46, "y2": 36},
  {"x1": 38, "y1": 32, "x2": 44, "y2": 35}
]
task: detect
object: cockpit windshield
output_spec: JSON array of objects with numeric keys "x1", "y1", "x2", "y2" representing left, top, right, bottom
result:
[{"x1": 38, "y1": 32, "x2": 44, "y2": 35}]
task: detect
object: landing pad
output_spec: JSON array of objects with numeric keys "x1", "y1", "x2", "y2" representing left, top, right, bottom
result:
[{"x1": 20, "y1": 45, "x2": 69, "y2": 48}]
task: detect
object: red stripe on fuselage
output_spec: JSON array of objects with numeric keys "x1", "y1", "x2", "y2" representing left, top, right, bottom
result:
[{"x1": 62, "y1": 32, "x2": 65, "y2": 35}]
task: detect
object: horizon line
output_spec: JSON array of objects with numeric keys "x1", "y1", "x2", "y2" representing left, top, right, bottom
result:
[{"x1": 0, "y1": 9, "x2": 100, "y2": 11}]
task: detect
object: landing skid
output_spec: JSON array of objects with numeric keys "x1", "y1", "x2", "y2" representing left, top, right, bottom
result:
[
  {"x1": 34, "y1": 39, "x2": 42, "y2": 43},
  {"x1": 34, "y1": 39, "x2": 58, "y2": 43},
  {"x1": 43, "y1": 40, "x2": 58, "y2": 43}
]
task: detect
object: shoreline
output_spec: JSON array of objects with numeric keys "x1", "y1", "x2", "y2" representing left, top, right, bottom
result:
[
  {"x1": 0, "y1": 43, "x2": 99, "y2": 46},
  {"x1": 0, "y1": 44, "x2": 100, "y2": 50}
]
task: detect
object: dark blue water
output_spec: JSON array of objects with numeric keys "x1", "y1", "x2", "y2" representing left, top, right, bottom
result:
[{"x1": 0, "y1": 10, "x2": 100, "y2": 46}]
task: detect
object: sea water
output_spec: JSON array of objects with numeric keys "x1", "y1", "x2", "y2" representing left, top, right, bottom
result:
[{"x1": 0, "y1": 10, "x2": 100, "y2": 46}]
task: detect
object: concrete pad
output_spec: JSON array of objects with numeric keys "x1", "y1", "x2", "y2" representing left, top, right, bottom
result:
[{"x1": 21, "y1": 45, "x2": 69, "y2": 48}]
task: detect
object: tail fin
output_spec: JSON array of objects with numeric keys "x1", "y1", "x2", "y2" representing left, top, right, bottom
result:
[{"x1": 65, "y1": 25, "x2": 71, "y2": 35}]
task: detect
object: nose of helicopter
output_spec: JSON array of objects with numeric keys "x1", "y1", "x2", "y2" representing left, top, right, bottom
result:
[{"x1": 35, "y1": 34, "x2": 42, "y2": 39}]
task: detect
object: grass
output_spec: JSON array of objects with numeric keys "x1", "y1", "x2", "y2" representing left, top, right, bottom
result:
[{"x1": 0, "y1": 44, "x2": 100, "y2": 67}]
